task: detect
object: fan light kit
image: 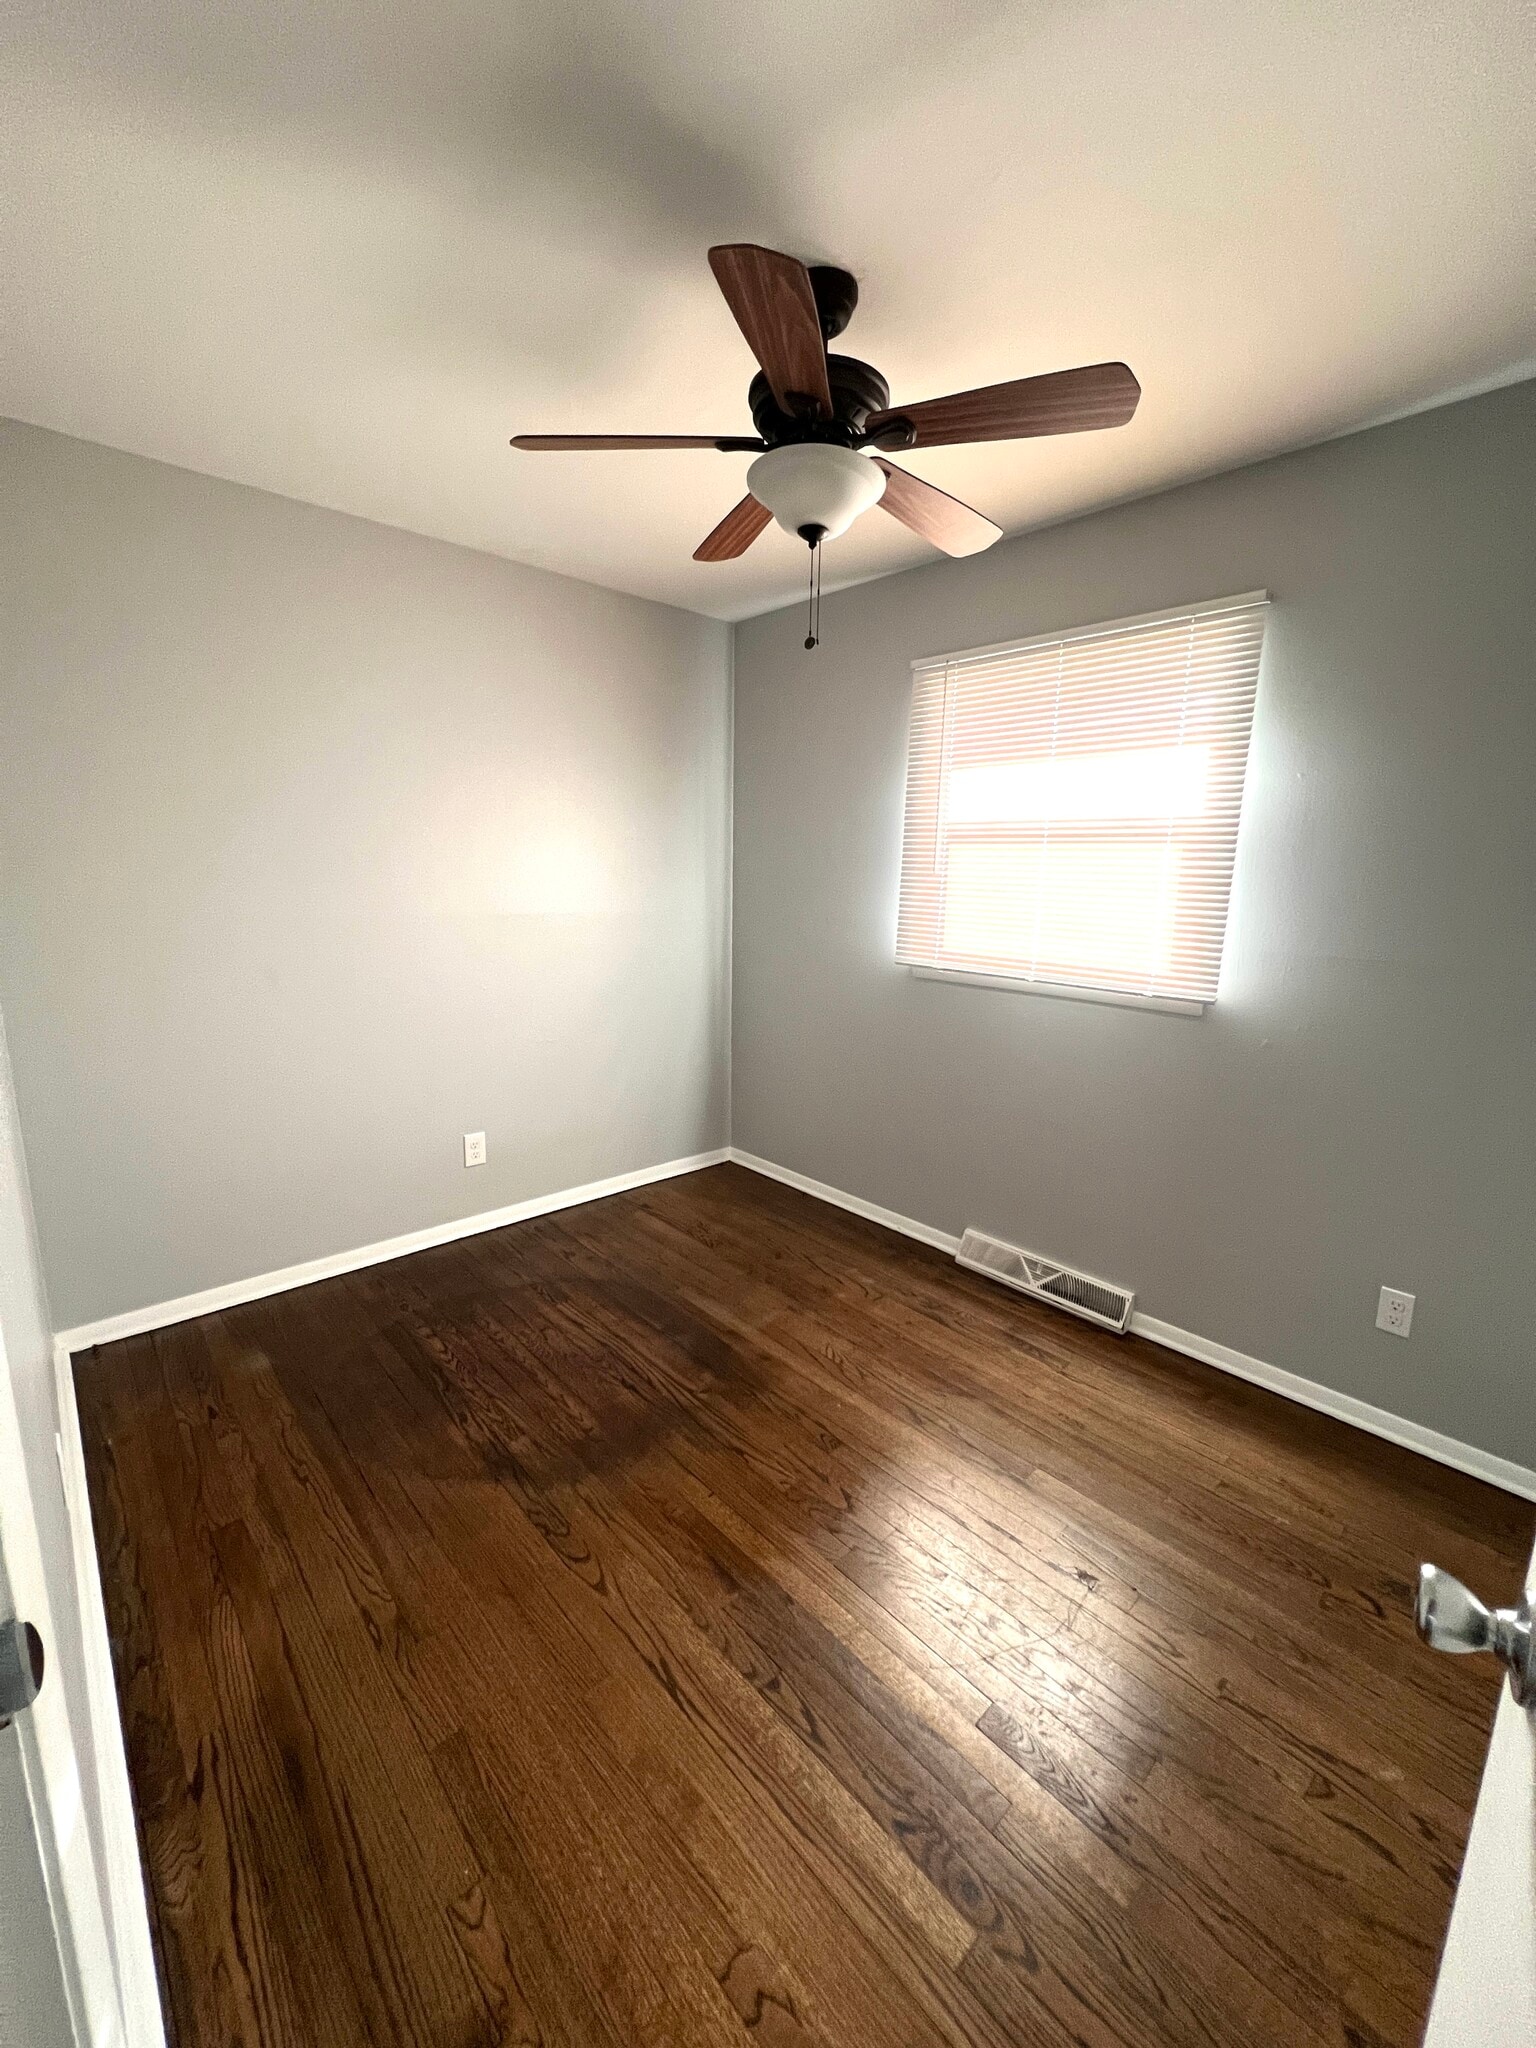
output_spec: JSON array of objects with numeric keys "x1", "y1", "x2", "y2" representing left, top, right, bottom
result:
[
  {"x1": 746, "y1": 444, "x2": 886, "y2": 542},
  {"x1": 513, "y1": 243, "x2": 1141, "y2": 649}
]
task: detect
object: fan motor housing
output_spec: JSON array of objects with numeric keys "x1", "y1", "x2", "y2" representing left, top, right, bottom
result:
[
  {"x1": 807, "y1": 264, "x2": 859, "y2": 340},
  {"x1": 749, "y1": 354, "x2": 891, "y2": 449}
]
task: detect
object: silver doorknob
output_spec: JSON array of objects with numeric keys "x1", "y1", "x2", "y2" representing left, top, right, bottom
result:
[
  {"x1": 1416, "y1": 1564, "x2": 1535, "y2": 1708},
  {"x1": 0, "y1": 1618, "x2": 44, "y2": 1729}
]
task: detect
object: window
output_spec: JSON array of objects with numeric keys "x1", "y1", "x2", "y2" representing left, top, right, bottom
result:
[{"x1": 896, "y1": 593, "x2": 1268, "y2": 1008}]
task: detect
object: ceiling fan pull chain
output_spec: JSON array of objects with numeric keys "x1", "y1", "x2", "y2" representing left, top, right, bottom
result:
[{"x1": 805, "y1": 537, "x2": 822, "y2": 650}]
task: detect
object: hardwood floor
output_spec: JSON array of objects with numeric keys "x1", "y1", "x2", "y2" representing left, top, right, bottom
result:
[{"x1": 76, "y1": 1162, "x2": 1531, "y2": 2048}]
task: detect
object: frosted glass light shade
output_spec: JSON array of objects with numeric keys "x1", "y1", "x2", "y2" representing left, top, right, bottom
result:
[{"x1": 746, "y1": 444, "x2": 887, "y2": 542}]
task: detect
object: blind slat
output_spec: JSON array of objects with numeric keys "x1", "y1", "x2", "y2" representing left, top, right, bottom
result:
[{"x1": 896, "y1": 595, "x2": 1268, "y2": 1003}]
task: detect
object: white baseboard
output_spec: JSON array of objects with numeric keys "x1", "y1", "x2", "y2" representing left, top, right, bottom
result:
[
  {"x1": 55, "y1": 1147, "x2": 731, "y2": 1355},
  {"x1": 726, "y1": 1149, "x2": 1536, "y2": 1504},
  {"x1": 1128, "y1": 1314, "x2": 1536, "y2": 1504},
  {"x1": 727, "y1": 1149, "x2": 963, "y2": 1255},
  {"x1": 52, "y1": 1340, "x2": 167, "y2": 2048}
]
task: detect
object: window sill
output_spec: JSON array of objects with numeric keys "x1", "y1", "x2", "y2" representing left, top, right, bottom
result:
[{"x1": 909, "y1": 966, "x2": 1206, "y2": 1016}]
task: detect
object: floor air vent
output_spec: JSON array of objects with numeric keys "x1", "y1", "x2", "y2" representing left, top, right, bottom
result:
[{"x1": 955, "y1": 1228, "x2": 1135, "y2": 1334}]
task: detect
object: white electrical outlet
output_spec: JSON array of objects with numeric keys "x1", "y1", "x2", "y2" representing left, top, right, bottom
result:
[
  {"x1": 1376, "y1": 1285, "x2": 1414, "y2": 1338},
  {"x1": 463, "y1": 1131, "x2": 487, "y2": 1168}
]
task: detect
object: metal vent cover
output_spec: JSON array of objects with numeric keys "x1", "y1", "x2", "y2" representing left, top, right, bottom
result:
[{"x1": 955, "y1": 1228, "x2": 1135, "y2": 1333}]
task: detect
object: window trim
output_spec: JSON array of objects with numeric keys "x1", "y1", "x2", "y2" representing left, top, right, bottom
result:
[
  {"x1": 898, "y1": 588, "x2": 1270, "y2": 1009},
  {"x1": 909, "y1": 964, "x2": 1205, "y2": 1016}
]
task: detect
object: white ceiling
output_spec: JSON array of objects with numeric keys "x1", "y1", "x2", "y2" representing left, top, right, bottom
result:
[{"x1": 3, "y1": 1, "x2": 1532, "y2": 620}]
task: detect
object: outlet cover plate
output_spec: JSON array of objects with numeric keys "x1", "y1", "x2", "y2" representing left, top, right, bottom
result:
[
  {"x1": 1376, "y1": 1285, "x2": 1415, "y2": 1338},
  {"x1": 463, "y1": 1131, "x2": 487, "y2": 1168}
]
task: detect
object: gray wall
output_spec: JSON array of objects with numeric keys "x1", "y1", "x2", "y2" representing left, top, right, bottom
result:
[
  {"x1": 0, "y1": 421, "x2": 731, "y2": 1329},
  {"x1": 732, "y1": 379, "x2": 1536, "y2": 1466}
]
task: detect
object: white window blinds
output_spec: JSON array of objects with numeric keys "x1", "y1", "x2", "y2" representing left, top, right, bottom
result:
[{"x1": 896, "y1": 594, "x2": 1268, "y2": 1005}]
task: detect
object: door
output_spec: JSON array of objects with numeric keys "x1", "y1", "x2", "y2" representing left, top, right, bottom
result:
[{"x1": 1421, "y1": 1540, "x2": 1536, "y2": 2042}]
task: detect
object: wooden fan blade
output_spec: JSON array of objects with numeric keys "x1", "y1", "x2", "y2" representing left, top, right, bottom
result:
[
  {"x1": 874, "y1": 461, "x2": 1001, "y2": 556},
  {"x1": 866, "y1": 362, "x2": 1140, "y2": 448},
  {"x1": 511, "y1": 434, "x2": 759, "y2": 450},
  {"x1": 694, "y1": 495, "x2": 772, "y2": 563},
  {"x1": 708, "y1": 245, "x2": 833, "y2": 419}
]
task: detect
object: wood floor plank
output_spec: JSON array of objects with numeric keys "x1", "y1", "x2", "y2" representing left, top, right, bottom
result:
[
  {"x1": 77, "y1": 1336, "x2": 371, "y2": 2048},
  {"x1": 522, "y1": 1209, "x2": 1473, "y2": 1896},
  {"x1": 658, "y1": 1167, "x2": 1525, "y2": 1603},
  {"x1": 551, "y1": 1194, "x2": 1493, "y2": 1825},
  {"x1": 512, "y1": 1286, "x2": 1392, "y2": 2039},
  {"x1": 619, "y1": 1182, "x2": 1497, "y2": 1730},
  {"x1": 709, "y1": 1168, "x2": 1533, "y2": 1560},
  {"x1": 327, "y1": 1220, "x2": 1445, "y2": 2046},
  {"x1": 273, "y1": 1274, "x2": 981, "y2": 2048},
  {"x1": 75, "y1": 1163, "x2": 1528, "y2": 2048}
]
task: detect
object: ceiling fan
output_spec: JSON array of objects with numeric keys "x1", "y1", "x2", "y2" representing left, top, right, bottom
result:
[{"x1": 513, "y1": 244, "x2": 1140, "y2": 645}]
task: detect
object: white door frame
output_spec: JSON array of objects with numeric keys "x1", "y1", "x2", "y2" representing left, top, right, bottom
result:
[
  {"x1": 49, "y1": 1339, "x2": 166, "y2": 2048},
  {"x1": 0, "y1": 1315, "x2": 126, "y2": 2048},
  {"x1": 0, "y1": 986, "x2": 163, "y2": 2048}
]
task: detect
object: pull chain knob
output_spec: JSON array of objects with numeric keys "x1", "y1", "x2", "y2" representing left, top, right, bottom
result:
[{"x1": 1417, "y1": 1564, "x2": 1535, "y2": 1707}]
